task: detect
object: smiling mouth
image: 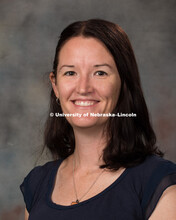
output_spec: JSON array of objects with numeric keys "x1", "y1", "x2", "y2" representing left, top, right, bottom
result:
[{"x1": 73, "y1": 100, "x2": 99, "y2": 107}]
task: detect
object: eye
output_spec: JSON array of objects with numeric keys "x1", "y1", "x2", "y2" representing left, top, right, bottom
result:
[
  {"x1": 64, "y1": 71, "x2": 76, "y2": 76},
  {"x1": 95, "y1": 71, "x2": 108, "y2": 76}
]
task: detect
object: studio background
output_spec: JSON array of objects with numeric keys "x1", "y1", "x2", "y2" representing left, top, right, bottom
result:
[{"x1": 0, "y1": 0, "x2": 175, "y2": 219}]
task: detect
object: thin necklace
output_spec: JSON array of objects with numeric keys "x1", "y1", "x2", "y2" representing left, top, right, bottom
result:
[{"x1": 71, "y1": 155, "x2": 104, "y2": 205}]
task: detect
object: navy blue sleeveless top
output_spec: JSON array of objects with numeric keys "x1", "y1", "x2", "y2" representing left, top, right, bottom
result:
[{"x1": 20, "y1": 155, "x2": 176, "y2": 220}]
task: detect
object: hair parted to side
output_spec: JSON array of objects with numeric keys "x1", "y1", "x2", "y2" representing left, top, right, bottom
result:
[{"x1": 44, "y1": 19, "x2": 163, "y2": 170}]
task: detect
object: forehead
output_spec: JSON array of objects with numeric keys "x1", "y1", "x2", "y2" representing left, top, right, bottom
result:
[{"x1": 58, "y1": 36, "x2": 116, "y2": 66}]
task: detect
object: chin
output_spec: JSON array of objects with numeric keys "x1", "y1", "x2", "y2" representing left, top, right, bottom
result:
[{"x1": 66, "y1": 116, "x2": 108, "y2": 129}]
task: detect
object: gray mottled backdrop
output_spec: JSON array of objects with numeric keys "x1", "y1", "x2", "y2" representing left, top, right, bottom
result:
[{"x1": 0, "y1": 0, "x2": 175, "y2": 219}]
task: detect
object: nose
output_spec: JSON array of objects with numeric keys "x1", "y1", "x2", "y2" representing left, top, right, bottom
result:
[{"x1": 76, "y1": 74, "x2": 93, "y2": 95}]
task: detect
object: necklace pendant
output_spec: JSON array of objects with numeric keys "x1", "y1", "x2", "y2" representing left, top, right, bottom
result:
[{"x1": 71, "y1": 199, "x2": 79, "y2": 205}]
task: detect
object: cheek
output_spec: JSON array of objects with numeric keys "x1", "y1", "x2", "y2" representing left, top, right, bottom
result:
[
  {"x1": 112, "y1": 82, "x2": 121, "y2": 101},
  {"x1": 100, "y1": 81, "x2": 121, "y2": 103},
  {"x1": 57, "y1": 80, "x2": 74, "y2": 99}
]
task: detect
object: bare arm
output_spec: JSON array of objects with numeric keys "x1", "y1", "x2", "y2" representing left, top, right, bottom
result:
[
  {"x1": 149, "y1": 185, "x2": 176, "y2": 220},
  {"x1": 25, "y1": 208, "x2": 29, "y2": 220}
]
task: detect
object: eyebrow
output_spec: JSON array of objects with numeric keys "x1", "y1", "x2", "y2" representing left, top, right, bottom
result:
[
  {"x1": 94, "y1": 64, "x2": 113, "y2": 69},
  {"x1": 59, "y1": 63, "x2": 113, "y2": 71},
  {"x1": 58, "y1": 65, "x2": 75, "y2": 71}
]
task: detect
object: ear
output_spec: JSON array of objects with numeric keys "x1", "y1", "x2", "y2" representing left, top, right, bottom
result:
[{"x1": 49, "y1": 72, "x2": 59, "y2": 98}]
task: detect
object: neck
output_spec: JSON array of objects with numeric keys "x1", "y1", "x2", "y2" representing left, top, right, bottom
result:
[{"x1": 72, "y1": 125, "x2": 107, "y2": 171}]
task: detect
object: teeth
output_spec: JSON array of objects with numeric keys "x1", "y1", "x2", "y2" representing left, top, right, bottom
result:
[{"x1": 74, "y1": 101, "x2": 96, "y2": 106}]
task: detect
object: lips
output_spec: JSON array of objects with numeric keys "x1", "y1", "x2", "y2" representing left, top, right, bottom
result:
[{"x1": 72, "y1": 100, "x2": 99, "y2": 107}]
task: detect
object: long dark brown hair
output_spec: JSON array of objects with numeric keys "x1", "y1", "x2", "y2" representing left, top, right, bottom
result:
[{"x1": 44, "y1": 19, "x2": 163, "y2": 170}]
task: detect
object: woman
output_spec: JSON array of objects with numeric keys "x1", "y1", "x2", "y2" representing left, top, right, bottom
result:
[{"x1": 20, "y1": 19, "x2": 176, "y2": 220}]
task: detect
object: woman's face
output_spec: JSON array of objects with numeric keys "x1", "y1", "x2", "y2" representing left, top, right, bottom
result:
[{"x1": 50, "y1": 36, "x2": 121, "y2": 129}]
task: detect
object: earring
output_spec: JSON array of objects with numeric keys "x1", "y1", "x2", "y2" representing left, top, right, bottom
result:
[{"x1": 56, "y1": 98, "x2": 60, "y2": 106}]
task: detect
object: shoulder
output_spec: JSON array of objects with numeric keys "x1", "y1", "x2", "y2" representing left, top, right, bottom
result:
[
  {"x1": 128, "y1": 155, "x2": 176, "y2": 219},
  {"x1": 22, "y1": 160, "x2": 58, "y2": 188},
  {"x1": 132, "y1": 154, "x2": 176, "y2": 171},
  {"x1": 149, "y1": 184, "x2": 176, "y2": 219},
  {"x1": 129, "y1": 155, "x2": 176, "y2": 184},
  {"x1": 20, "y1": 159, "x2": 62, "y2": 213},
  {"x1": 26, "y1": 160, "x2": 59, "y2": 179}
]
